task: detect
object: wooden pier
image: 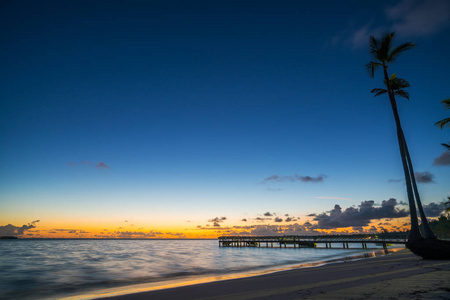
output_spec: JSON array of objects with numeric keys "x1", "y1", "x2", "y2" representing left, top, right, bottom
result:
[{"x1": 219, "y1": 234, "x2": 408, "y2": 250}]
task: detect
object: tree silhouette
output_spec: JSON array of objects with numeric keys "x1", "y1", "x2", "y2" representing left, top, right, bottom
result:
[
  {"x1": 435, "y1": 98, "x2": 450, "y2": 149},
  {"x1": 366, "y1": 32, "x2": 450, "y2": 259},
  {"x1": 371, "y1": 74, "x2": 435, "y2": 240}
]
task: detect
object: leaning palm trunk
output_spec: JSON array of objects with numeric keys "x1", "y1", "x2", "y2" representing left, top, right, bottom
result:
[
  {"x1": 383, "y1": 70, "x2": 422, "y2": 241},
  {"x1": 400, "y1": 130, "x2": 436, "y2": 239}
]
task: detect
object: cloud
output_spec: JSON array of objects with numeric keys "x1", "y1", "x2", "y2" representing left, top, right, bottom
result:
[
  {"x1": 433, "y1": 151, "x2": 450, "y2": 166},
  {"x1": 386, "y1": 0, "x2": 450, "y2": 37},
  {"x1": 208, "y1": 216, "x2": 227, "y2": 228},
  {"x1": 266, "y1": 187, "x2": 282, "y2": 192},
  {"x1": 312, "y1": 199, "x2": 408, "y2": 229},
  {"x1": 315, "y1": 196, "x2": 353, "y2": 202},
  {"x1": 255, "y1": 217, "x2": 271, "y2": 222},
  {"x1": 208, "y1": 217, "x2": 227, "y2": 223},
  {"x1": 350, "y1": 24, "x2": 384, "y2": 49},
  {"x1": 274, "y1": 217, "x2": 283, "y2": 223},
  {"x1": 423, "y1": 202, "x2": 447, "y2": 217},
  {"x1": 241, "y1": 219, "x2": 247, "y2": 222},
  {"x1": 263, "y1": 212, "x2": 273, "y2": 217},
  {"x1": 0, "y1": 220, "x2": 40, "y2": 236},
  {"x1": 264, "y1": 174, "x2": 325, "y2": 183},
  {"x1": 334, "y1": 0, "x2": 450, "y2": 49},
  {"x1": 95, "y1": 162, "x2": 110, "y2": 169},
  {"x1": 114, "y1": 230, "x2": 161, "y2": 238},
  {"x1": 414, "y1": 171, "x2": 435, "y2": 183},
  {"x1": 388, "y1": 179, "x2": 403, "y2": 183},
  {"x1": 68, "y1": 161, "x2": 110, "y2": 170}
]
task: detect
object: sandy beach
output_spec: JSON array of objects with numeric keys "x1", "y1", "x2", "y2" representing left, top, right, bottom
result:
[{"x1": 93, "y1": 250, "x2": 450, "y2": 300}]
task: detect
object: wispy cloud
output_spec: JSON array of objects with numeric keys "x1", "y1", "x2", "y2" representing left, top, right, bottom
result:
[
  {"x1": 333, "y1": 0, "x2": 450, "y2": 49},
  {"x1": 314, "y1": 196, "x2": 353, "y2": 202},
  {"x1": 386, "y1": 0, "x2": 450, "y2": 37},
  {"x1": 263, "y1": 174, "x2": 325, "y2": 183},
  {"x1": 67, "y1": 161, "x2": 111, "y2": 170},
  {"x1": 388, "y1": 179, "x2": 403, "y2": 183},
  {"x1": 95, "y1": 162, "x2": 110, "y2": 169}
]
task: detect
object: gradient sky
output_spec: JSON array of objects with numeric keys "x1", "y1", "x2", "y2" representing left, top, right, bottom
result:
[{"x1": 1, "y1": 0, "x2": 449, "y2": 238}]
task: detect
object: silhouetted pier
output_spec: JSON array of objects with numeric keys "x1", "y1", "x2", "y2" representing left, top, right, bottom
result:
[{"x1": 219, "y1": 234, "x2": 408, "y2": 250}]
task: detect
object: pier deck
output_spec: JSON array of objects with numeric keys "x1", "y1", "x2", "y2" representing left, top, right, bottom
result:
[{"x1": 219, "y1": 234, "x2": 408, "y2": 249}]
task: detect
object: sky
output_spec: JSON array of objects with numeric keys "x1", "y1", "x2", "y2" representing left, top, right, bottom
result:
[{"x1": 1, "y1": 0, "x2": 449, "y2": 239}]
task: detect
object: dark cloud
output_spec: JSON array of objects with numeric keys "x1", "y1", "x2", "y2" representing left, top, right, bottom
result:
[
  {"x1": 0, "y1": 220, "x2": 40, "y2": 236},
  {"x1": 414, "y1": 171, "x2": 434, "y2": 183},
  {"x1": 303, "y1": 221, "x2": 313, "y2": 227},
  {"x1": 274, "y1": 217, "x2": 283, "y2": 223},
  {"x1": 95, "y1": 162, "x2": 110, "y2": 169},
  {"x1": 264, "y1": 174, "x2": 325, "y2": 183},
  {"x1": 241, "y1": 219, "x2": 247, "y2": 222},
  {"x1": 263, "y1": 212, "x2": 273, "y2": 217},
  {"x1": 433, "y1": 151, "x2": 450, "y2": 166},
  {"x1": 208, "y1": 217, "x2": 227, "y2": 228},
  {"x1": 312, "y1": 199, "x2": 408, "y2": 229},
  {"x1": 423, "y1": 202, "x2": 447, "y2": 217},
  {"x1": 208, "y1": 217, "x2": 227, "y2": 223},
  {"x1": 285, "y1": 217, "x2": 293, "y2": 222},
  {"x1": 255, "y1": 217, "x2": 271, "y2": 222}
]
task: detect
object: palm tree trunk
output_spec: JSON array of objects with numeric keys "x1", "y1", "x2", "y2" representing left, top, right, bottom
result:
[
  {"x1": 400, "y1": 129, "x2": 436, "y2": 239},
  {"x1": 383, "y1": 68, "x2": 421, "y2": 241}
]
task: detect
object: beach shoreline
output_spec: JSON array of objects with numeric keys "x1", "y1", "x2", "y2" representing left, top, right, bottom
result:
[{"x1": 75, "y1": 248, "x2": 450, "y2": 300}]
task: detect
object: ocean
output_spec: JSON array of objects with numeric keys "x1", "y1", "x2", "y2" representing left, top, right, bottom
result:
[{"x1": 0, "y1": 239, "x2": 401, "y2": 299}]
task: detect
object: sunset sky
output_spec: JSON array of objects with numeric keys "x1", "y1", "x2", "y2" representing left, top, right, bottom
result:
[{"x1": 1, "y1": 0, "x2": 449, "y2": 239}]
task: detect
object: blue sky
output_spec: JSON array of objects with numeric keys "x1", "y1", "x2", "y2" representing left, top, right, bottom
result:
[{"x1": 1, "y1": 0, "x2": 449, "y2": 238}]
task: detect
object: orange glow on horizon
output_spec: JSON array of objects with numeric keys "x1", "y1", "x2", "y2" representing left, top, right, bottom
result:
[{"x1": 15, "y1": 215, "x2": 415, "y2": 239}]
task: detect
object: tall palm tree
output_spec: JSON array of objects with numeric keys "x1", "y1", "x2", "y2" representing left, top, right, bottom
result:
[
  {"x1": 367, "y1": 33, "x2": 450, "y2": 259},
  {"x1": 371, "y1": 75, "x2": 436, "y2": 239},
  {"x1": 435, "y1": 98, "x2": 450, "y2": 149}
]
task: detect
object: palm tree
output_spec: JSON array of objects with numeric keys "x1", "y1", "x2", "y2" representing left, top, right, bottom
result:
[
  {"x1": 435, "y1": 98, "x2": 450, "y2": 149},
  {"x1": 366, "y1": 33, "x2": 450, "y2": 259},
  {"x1": 371, "y1": 74, "x2": 436, "y2": 239},
  {"x1": 365, "y1": 32, "x2": 423, "y2": 241}
]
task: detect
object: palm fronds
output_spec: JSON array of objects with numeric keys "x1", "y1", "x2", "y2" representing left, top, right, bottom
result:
[
  {"x1": 371, "y1": 75, "x2": 410, "y2": 100},
  {"x1": 435, "y1": 98, "x2": 450, "y2": 128}
]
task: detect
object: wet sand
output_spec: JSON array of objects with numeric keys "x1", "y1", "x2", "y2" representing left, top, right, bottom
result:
[{"x1": 95, "y1": 250, "x2": 450, "y2": 300}]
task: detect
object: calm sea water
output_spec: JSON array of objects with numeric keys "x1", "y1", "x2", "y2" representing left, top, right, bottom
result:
[{"x1": 0, "y1": 239, "x2": 398, "y2": 299}]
